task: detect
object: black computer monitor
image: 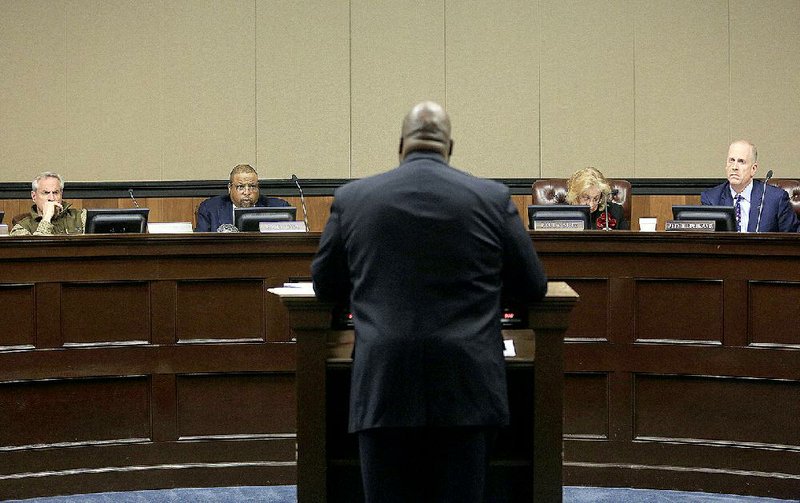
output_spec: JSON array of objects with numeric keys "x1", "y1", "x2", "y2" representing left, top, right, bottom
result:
[
  {"x1": 85, "y1": 208, "x2": 149, "y2": 234},
  {"x1": 671, "y1": 205, "x2": 737, "y2": 232},
  {"x1": 234, "y1": 206, "x2": 297, "y2": 232},
  {"x1": 527, "y1": 204, "x2": 591, "y2": 230},
  {"x1": 0, "y1": 210, "x2": 4, "y2": 224}
]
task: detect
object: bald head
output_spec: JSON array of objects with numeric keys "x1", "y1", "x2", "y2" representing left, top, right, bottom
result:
[
  {"x1": 399, "y1": 101, "x2": 453, "y2": 161},
  {"x1": 729, "y1": 140, "x2": 757, "y2": 163},
  {"x1": 725, "y1": 140, "x2": 759, "y2": 193}
]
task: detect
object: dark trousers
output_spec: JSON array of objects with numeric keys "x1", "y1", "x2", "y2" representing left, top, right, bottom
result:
[{"x1": 357, "y1": 426, "x2": 497, "y2": 503}]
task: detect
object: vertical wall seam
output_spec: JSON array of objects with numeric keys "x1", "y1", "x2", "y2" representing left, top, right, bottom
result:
[
  {"x1": 632, "y1": 5, "x2": 637, "y2": 176},
  {"x1": 443, "y1": 0, "x2": 447, "y2": 110},
  {"x1": 537, "y1": 0, "x2": 542, "y2": 177},
  {"x1": 727, "y1": 0, "x2": 732, "y2": 144},
  {"x1": 254, "y1": 0, "x2": 258, "y2": 168},
  {"x1": 160, "y1": 0, "x2": 165, "y2": 180},
  {"x1": 64, "y1": 0, "x2": 68, "y2": 174},
  {"x1": 348, "y1": 0, "x2": 353, "y2": 179}
]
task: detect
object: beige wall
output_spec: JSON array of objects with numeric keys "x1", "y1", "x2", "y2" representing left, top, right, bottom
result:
[{"x1": 1, "y1": 0, "x2": 799, "y2": 183}]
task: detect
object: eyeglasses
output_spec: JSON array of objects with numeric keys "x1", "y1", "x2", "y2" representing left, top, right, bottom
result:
[
  {"x1": 232, "y1": 184, "x2": 259, "y2": 193},
  {"x1": 578, "y1": 194, "x2": 602, "y2": 205}
]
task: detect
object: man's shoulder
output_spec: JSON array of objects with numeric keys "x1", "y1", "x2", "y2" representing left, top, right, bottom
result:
[
  {"x1": 15, "y1": 213, "x2": 35, "y2": 225},
  {"x1": 461, "y1": 170, "x2": 507, "y2": 192},
  {"x1": 434, "y1": 164, "x2": 510, "y2": 201},
  {"x1": 10, "y1": 214, "x2": 35, "y2": 235},
  {"x1": 258, "y1": 196, "x2": 290, "y2": 207},
  {"x1": 14, "y1": 209, "x2": 38, "y2": 227},
  {"x1": 763, "y1": 181, "x2": 789, "y2": 200},
  {"x1": 335, "y1": 162, "x2": 508, "y2": 199},
  {"x1": 199, "y1": 194, "x2": 231, "y2": 209},
  {"x1": 702, "y1": 181, "x2": 728, "y2": 193},
  {"x1": 332, "y1": 172, "x2": 386, "y2": 198},
  {"x1": 701, "y1": 181, "x2": 728, "y2": 201}
]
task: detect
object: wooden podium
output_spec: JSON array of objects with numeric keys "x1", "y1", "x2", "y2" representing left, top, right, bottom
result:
[{"x1": 274, "y1": 282, "x2": 578, "y2": 502}]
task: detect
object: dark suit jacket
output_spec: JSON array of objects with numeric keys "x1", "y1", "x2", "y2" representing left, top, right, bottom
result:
[
  {"x1": 590, "y1": 202, "x2": 628, "y2": 230},
  {"x1": 195, "y1": 194, "x2": 289, "y2": 232},
  {"x1": 700, "y1": 180, "x2": 799, "y2": 232},
  {"x1": 311, "y1": 151, "x2": 548, "y2": 433}
]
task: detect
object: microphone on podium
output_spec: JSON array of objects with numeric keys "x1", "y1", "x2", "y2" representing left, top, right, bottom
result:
[
  {"x1": 755, "y1": 169, "x2": 773, "y2": 233},
  {"x1": 292, "y1": 174, "x2": 310, "y2": 232}
]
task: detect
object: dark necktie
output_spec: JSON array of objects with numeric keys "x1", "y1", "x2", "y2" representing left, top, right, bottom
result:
[{"x1": 734, "y1": 194, "x2": 742, "y2": 232}]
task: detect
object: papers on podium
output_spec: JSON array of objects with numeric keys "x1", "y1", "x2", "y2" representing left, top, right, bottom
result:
[{"x1": 267, "y1": 281, "x2": 315, "y2": 297}]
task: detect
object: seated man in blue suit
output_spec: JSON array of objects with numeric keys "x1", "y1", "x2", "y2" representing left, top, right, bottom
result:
[
  {"x1": 195, "y1": 164, "x2": 289, "y2": 232},
  {"x1": 701, "y1": 140, "x2": 799, "y2": 233}
]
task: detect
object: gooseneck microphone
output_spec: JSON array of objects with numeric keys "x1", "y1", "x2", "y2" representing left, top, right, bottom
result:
[
  {"x1": 292, "y1": 174, "x2": 310, "y2": 232},
  {"x1": 603, "y1": 188, "x2": 619, "y2": 231},
  {"x1": 755, "y1": 169, "x2": 773, "y2": 233},
  {"x1": 128, "y1": 188, "x2": 140, "y2": 208}
]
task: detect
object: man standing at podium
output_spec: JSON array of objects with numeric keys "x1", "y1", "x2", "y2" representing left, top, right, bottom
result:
[{"x1": 312, "y1": 101, "x2": 547, "y2": 502}]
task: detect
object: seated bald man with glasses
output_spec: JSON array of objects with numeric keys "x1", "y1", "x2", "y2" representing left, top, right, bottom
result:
[
  {"x1": 195, "y1": 164, "x2": 290, "y2": 232},
  {"x1": 701, "y1": 140, "x2": 799, "y2": 233}
]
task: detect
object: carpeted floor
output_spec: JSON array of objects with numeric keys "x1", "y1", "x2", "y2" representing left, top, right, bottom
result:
[{"x1": 5, "y1": 486, "x2": 798, "y2": 502}]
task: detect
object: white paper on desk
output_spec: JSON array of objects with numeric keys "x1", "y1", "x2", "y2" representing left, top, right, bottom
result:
[
  {"x1": 283, "y1": 281, "x2": 313, "y2": 289},
  {"x1": 147, "y1": 222, "x2": 193, "y2": 234},
  {"x1": 268, "y1": 282, "x2": 316, "y2": 296},
  {"x1": 503, "y1": 339, "x2": 516, "y2": 357}
]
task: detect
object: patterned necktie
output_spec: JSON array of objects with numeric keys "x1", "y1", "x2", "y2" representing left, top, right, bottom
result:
[{"x1": 734, "y1": 194, "x2": 742, "y2": 232}]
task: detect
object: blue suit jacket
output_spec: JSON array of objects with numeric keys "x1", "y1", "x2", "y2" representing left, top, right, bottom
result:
[
  {"x1": 195, "y1": 194, "x2": 290, "y2": 232},
  {"x1": 700, "y1": 180, "x2": 799, "y2": 232}
]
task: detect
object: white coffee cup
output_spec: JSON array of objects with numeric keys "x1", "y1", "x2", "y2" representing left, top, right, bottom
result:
[{"x1": 639, "y1": 217, "x2": 657, "y2": 232}]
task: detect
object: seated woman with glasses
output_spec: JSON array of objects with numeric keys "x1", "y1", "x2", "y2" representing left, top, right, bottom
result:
[
  {"x1": 195, "y1": 164, "x2": 290, "y2": 232},
  {"x1": 566, "y1": 167, "x2": 629, "y2": 230}
]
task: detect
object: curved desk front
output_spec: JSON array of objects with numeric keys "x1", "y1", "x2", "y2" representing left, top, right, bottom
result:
[{"x1": 0, "y1": 232, "x2": 799, "y2": 500}]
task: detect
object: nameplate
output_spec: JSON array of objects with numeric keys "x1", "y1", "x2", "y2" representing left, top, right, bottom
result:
[
  {"x1": 532, "y1": 220, "x2": 586, "y2": 231},
  {"x1": 147, "y1": 222, "x2": 193, "y2": 234},
  {"x1": 665, "y1": 220, "x2": 716, "y2": 232},
  {"x1": 259, "y1": 221, "x2": 307, "y2": 233}
]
